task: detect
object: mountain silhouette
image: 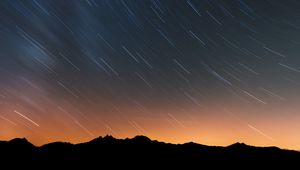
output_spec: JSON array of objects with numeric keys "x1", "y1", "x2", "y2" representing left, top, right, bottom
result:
[{"x1": 1, "y1": 136, "x2": 299, "y2": 169}]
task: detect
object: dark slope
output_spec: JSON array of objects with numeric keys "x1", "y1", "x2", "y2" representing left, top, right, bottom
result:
[{"x1": 0, "y1": 136, "x2": 299, "y2": 168}]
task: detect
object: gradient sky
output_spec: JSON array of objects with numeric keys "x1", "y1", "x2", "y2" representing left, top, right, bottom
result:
[{"x1": 1, "y1": 0, "x2": 300, "y2": 150}]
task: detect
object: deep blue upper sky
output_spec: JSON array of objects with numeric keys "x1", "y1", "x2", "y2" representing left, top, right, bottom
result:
[{"x1": 0, "y1": 0, "x2": 300, "y2": 148}]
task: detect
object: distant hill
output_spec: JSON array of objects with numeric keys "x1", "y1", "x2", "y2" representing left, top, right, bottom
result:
[{"x1": 1, "y1": 135, "x2": 299, "y2": 168}]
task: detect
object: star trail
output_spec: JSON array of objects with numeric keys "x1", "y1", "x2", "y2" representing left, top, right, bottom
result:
[{"x1": 0, "y1": 0, "x2": 300, "y2": 149}]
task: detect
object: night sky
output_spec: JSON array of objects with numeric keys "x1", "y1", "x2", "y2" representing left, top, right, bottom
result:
[{"x1": 1, "y1": 0, "x2": 300, "y2": 149}]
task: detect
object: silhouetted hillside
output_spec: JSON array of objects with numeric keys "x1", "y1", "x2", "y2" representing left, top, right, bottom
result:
[{"x1": 0, "y1": 136, "x2": 299, "y2": 168}]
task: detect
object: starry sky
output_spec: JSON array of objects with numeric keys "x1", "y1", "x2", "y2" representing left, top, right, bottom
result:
[{"x1": 1, "y1": 0, "x2": 300, "y2": 149}]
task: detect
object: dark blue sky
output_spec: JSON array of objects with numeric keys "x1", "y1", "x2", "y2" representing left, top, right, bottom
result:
[{"x1": 0, "y1": 0, "x2": 300, "y2": 149}]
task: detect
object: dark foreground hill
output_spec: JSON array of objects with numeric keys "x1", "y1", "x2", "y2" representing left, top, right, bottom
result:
[{"x1": 1, "y1": 135, "x2": 299, "y2": 169}]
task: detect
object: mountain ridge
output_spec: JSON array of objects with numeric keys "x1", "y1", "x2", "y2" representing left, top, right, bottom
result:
[
  {"x1": 0, "y1": 135, "x2": 293, "y2": 151},
  {"x1": 1, "y1": 135, "x2": 299, "y2": 168}
]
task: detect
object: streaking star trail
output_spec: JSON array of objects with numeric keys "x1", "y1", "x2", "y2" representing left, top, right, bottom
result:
[{"x1": 0, "y1": 0, "x2": 300, "y2": 150}]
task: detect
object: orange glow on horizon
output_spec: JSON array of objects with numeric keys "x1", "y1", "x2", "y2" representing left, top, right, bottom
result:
[{"x1": 1, "y1": 101, "x2": 300, "y2": 151}]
